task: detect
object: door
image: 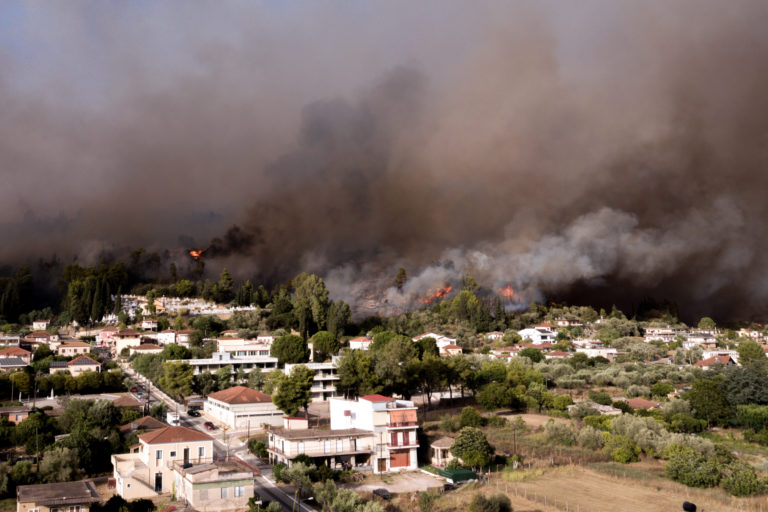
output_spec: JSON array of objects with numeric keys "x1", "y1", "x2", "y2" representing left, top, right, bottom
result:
[
  {"x1": 402, "y1": 431, "x2": 409, "y2": 446},
  {"x1": 390, "y1": 432, "x2": 397, "y2": 446},
  {"x1": 154, "y1": 472, "x2": 163, "y2": 492},
  {"x1": 183, "y1": 447, "x2": 189, "y2": 466},
  {"x1": 377, "y1": 458, "x2": 387, "y2": 472}
]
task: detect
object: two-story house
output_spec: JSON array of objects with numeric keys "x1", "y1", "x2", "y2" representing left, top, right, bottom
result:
[
  {"x1": 111, "y1": 425, "x2": 214, "y2": 499},
  {"x1": 17, "y1": 480, "x2": 101, "y2": 512}
]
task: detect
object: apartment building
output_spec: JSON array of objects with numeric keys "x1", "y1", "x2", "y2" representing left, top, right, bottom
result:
[{"x1": 283, "y1": 362, "x2": 339, "y2": 401}]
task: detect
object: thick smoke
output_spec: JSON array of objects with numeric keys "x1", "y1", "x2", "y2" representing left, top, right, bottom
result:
[{"x1": 2, "y1": 2, "x2": 768, "y2": 320}]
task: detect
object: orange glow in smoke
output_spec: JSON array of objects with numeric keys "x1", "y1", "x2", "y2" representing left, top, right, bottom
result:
[
  {"x1": 189, "y1": 249, "x2": 204, "y2": 260},
  {"x1": 498, "y1": 285, "x2": 515, "y2": 299},
  {"x1": 419, "y1": 285, "x2": 453, "y2": 304}
]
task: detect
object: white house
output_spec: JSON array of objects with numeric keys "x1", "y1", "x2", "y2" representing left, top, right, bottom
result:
[
  {"x1": 348, "y1": 337, "x2": 373, "y2": 350},
  {"x1": 517, "y1": 327, "x2": 556, "y2": 345},
  {"x1": 216, "y1": 338, "x2": 271, "y2": 357},
  {"x1": 204, "y1": 385, "x2": 283, "y2": 429},
  {"x1": 412, "y1": 333, "x2": 457, "y2": 349},
  {"x1": 111, "y1": 425, "x2": 214, "y2": 499},
  {"x1": 31, "y1": 320, "x2": 50, "y2": 331},
  {"x1": 175, "y1": 352, "x2": 278, "y2": 376},
  {"x1": 157, "y1": 329, "x2": 177, "y2": 345}
]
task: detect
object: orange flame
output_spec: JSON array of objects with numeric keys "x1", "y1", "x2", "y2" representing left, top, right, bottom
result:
[
  {"x1": 419, "y1": 285, "x2": 453, "y2": 304},
  {"x1": 498, "y1": 285, "x2": 515, "y2": 299},
  {"x1": 189, "y1": 249, "x2": 205, "y2": 260}
]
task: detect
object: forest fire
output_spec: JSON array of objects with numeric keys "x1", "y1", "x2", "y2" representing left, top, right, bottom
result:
[
  {"x1": 498, "y1": 285, "x2": 515, "y2": 300},
  {"x1": 419, "y1": 285, "x2": 453, "y2": 304},
  {"x1": 189, "y1": 249, "x2": 205, "y2": 261}
]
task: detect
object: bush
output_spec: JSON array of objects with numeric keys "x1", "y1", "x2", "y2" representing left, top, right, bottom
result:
[
  {"x1": 577, "y1": 426, "x2": 605, "y2": 450},
  {"x1": 569, "y1": 403, "x2": 599, "y2": 420},
  {"x1": 651, "y1": 382, "x2": 675, "y2": 397},
  {"x1": 667, "y1": 413, "x2": 706, "y2": 434},
  {"x1": 588, "y1": 391, "x2": 612, "y2": 406},
  {"x1": 272, "y1": 463, "x2": 287, "y2": 483},
  {"x1": 583, "y1": 415, "x2": 613, "y2": 432},
  {"x1": 625, "y1": 385, "x2": 650, "y2": 398},
  {"x1": 612, "y1": 400, "x2": 633, "y2": 414},
  {"x1": 719, "y1": 461, "x2": 763, "y2": 497},
  {"x1": 441, "y1": 415, "x2": 460, "y2": 433},
  {"x1": 743, "y1": 428, "x2": 768, "y2": 446},
  {"x1": 664, "y1": 444, "x2": 720, "y2": 487},
  {"x1": 248, "y1": 439, "x2": 267, "y2": 458},
  {"x1": 556, "y1": 376, "x2": 586, "y2": 389},
  {"x1": 469, "y1": 493, "x2": 513, "y2": 512},
  {"x1": 604, "y1": 434, "x2": 640, "y2": 463},
  {"x1": 543, "y1": 420, "x2": 575, "y2": 446},
  {"x1": 552, "y1": 394, "x2": 573, "y2": 411},
  {"x1": 460, "y1": 407, "x2": 484, "y2": 428},
  {"x1": 486, "y1": 415, "x2": 508, "y2": 428}
]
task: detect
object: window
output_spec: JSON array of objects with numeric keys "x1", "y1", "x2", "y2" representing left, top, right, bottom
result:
[
  {"x1": 234, "y1": 486, "x2": 244, "y2": 497},
  {"x1": 350, "y1": 438, "x2": 357, "y2": 451},
  {"x1": 170, "y1": 451, "x2": 176, "y2": 458},
  {"x1": 324, "y1": 440, "x2": 331, "y2": 453},
  {"x1": 297, "y1": 442, "x2": 304, "y2": 454},
  {"x1": 336, "y1": 439, "x2": 343, "y2": 452},
  {"x1": 156, "y1": 450, "x2": 163, "y2": 461},
  {"x1": 198, "y1": 447, "x2": 205, "y2": 458},
  {"x1": 221, "y1": 487, "x2": 229, "y2": 498},
  {"x1": 68, "y1": 507, "x2": 81, "y2": 512}
]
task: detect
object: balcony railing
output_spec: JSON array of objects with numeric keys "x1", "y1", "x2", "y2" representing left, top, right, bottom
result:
[
  {"x1": 386, "y1": 441, "x2": 419, "y2": 449},
  {"x1": 386, "y1": 421, "x2": 418, "y2": 428}
]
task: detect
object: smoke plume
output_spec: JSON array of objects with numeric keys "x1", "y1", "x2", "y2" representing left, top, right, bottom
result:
[{"x1": 2, "y1": 1, "x2": 768, "y2": 320}]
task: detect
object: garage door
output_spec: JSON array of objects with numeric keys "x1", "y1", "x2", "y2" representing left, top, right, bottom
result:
[{"x1": 390, "y1": 450, "x2": 409, "y2": 468}]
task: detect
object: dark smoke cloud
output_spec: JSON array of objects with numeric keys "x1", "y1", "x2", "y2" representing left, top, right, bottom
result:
[{"x1": 2, "y1": 1, "x2": 768, "y2": 320}]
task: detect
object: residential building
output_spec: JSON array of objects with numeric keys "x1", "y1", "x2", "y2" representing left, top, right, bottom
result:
[
  {"x1": 120, "y1": 416, "x2": 168, "y2": 435},
  {"x1": 112, "y1": 425, "x2": 214, "y2": 499},
  {"x1": 17, "y1": 480, "x2": 100, "y2": 512},
  {"x1": 129, "y1": 344, "x2": 164, "y2": 356},
  {"x1": 216, "y1": 338, "x2": 271, "y2": 357},
  {"x1": 25, "y1": 331, "x2": 58, "y2": 343},
  {"x1": 157, "y1": 329, "x2": 177, "y2": 345},
  {"x1": 644, "y1": 327, "x2": 684, "y2": 343},
  {"x1": 0, "y1": 347, "x2": 31, "y2": 364},
  {"x1": 98, "y1": 326, "x2": 119, "y2": 346},
  {"x1": 31, "y1": 320, "x2": 50, "y2": 331},
  {"x1": 693, "y1": 354, "x2": 738, "y2": 370},
  {"x1": 141, "y1": 318, "x2": 158, "y2": 330},
  {"x1": 440, "y1": 344, "x2": 462, "y2": 357},
  {"x1": 49, "y1": 361, "x2": 68, "y2": 373},
  {"x1": 56, "y1": 341, "x2": 92, "y2": 357},
  {"x1": 0, "y1": 406, "x2": 29, "y2": 424},
  {"x1": 283, "y1": 362, "x2": 339, "y2": 401},
  {"x1": 204, "y1": 386, "x2": 283, "y2": 429},
  {"x1": 544, "y1": 350, "x2": 569, "y2": 360},
  {"x1": 484, "y1": 331, "x2": 504, "y2": 341},
  {"x1": 412, "y1": 333, "x2": 458, "y2": 350},
  {"x1": 175, "y1": 352, "x2": 278, "y2": 376},
  {"x1": 348, "y1": 337, "x2": 373, "y2": 350},
  {"x1": 67, "y1": 356, "x2": 101, "y2": 377},
  {"x1": 517, "y1": 327, "x2": 556, "y2": 345},
  {"x1": 555, "y1": 318, "x2": 583, "y2": 328},
  {"x1": 430, "y1": 437, "x2": 455, "y2": 468},
  {"x1": 173, "y1": 459, "x2": 257, "y2": 511},
  {"x1": 0, "y1": 358, "x2": 28, "y2": 373},
  {"x1": 267, "y1": 417, "x2": 374, "y2": 471},
  {"x1": 331, "y1": 395, "x2": 419, "y2": 473},
  {"x1": 176, "y1": 329, "x2": 197, "y2": 347},
  {"x1": 114, "y1": 329, "x2": 143, "y2": 355}
]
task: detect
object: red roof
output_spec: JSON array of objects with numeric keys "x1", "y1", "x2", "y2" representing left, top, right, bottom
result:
[
  {"x1": 546, "y1": 350, "x2": 569, "y2": 357},
  {"x1": 0, "y1": 347, "x2": 30, "y2": 357},
  {"x1": 360, "y1": 394, "x2": 393, "y2": 403},
  {"x1": 442, "y1": 344, "x2": 461, "y2": 350},
  {"x1": 207, "y1": 386, "x2": 272, "y2": 404},
  {"x1": 694, "y1": 355, "x2": 736, "y2": 367},
  {"x1": 350, "y1": 337, "x2": 371, "y2": 342},
  {"x1": 139, "y1": 425, "x2": 213, "y2": 445},
  {"x1": 27, "y1": 331, "x2": 52, "y2": 338}
]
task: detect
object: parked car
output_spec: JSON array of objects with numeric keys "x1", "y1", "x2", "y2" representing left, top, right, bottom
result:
[
  {"x1": 204, "y1": 421, "x2": 216, "y2": 430},
  {"x1": 187, "y1": 409, "x2": 201, "y2": 417}
]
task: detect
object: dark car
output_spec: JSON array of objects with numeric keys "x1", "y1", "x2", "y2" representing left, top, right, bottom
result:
[
  {"x1": 187, "y1": 409, "x2": 201, "y2": 417},
  {"x1": 372, "y1": 489, "x2": 391, "y2": 500},
  {"x1": 204, "y1": 421, "x2": 216, "y2": 430}
]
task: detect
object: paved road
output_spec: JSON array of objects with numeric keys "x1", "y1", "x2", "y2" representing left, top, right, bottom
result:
[{"x1": 125, "y1": 366, "x2": 311, "y2": 512}]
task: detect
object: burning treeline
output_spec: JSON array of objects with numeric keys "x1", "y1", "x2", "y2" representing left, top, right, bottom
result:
[{"x1": 2, "y1": 2, "x2": 768, "y2": 321}]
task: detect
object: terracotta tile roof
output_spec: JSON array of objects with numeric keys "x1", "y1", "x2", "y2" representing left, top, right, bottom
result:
[
  {"x1": 360, "y1": 394, "x2": 393, "y2": 403},
  {"x1": 67, "y1": 356, "x2": 100, "y2": 366},
  {"x1": 0, "y1": 347, "x2": 30, "y2": 357},
  {"x1": 139, "y1": 425, "x2": 213, "y2": 445},
  {"x1": 207, "y1": 385, "x2": 272, "y2": 404},
  {"x1": 59, "y1": 341, "x2": 92, "y2": 348},
  {"x1": 546, "y1": 350, "x2": 569, "y2": 357},
  {"x1": 349, "y1": 337, "x2": 371, "y2": 342},
  {"x1": 120, "y1": 415, "x2": 167, "y2": 433},
  {"x1": 442, "y1": 344, "x2": 461, "y2": 350},
  {"x1": 694, "y1": 354, "x2": 736, "y2": 367},
  {"x1": 626, "y1": 398, "x2": 659, "y2": 410},
  {"x1": 110, "y1": 395, "x2": 142, "y2": 408},
  {"x1": 27, "y1": 331, "x2": 52, "y2": 339}
]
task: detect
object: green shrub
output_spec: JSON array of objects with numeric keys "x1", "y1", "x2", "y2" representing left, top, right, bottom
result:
[
  {"x1": 552, "y1": 394, "x2": 573, "y2": 411},
  {"x1": 441, "y1": 414, "x2": 460, "y2": 433},
  {"x1": 543, "y1": 420, "x2": 576, "y2": 446},
  {"x1": 667, "y1": 413, "x2": 706, "y2": 434},
  {"x1": 588, "y1": 391, "x2": 612, "y2": 406},
  {"x1": 460, "y1": 407, "x2": 484, "y2": 428},
  {"x1": 486, "y1": 415, "x2": 508, "y2": 427},
  {"x1": 556, "y1": 376, "x2": 586, "y2": 389},
  {"x1": 469, "y1": 492, "x2": 512, "y2": 512},
  {"x1": 604, "y1": 434, "x2": 640, "y2": 463},
  {"x1": 664, "y1": 444, "x2": 720, "y2": 487},
  {"x1": 583, "y1": 415, "x2": 613, "y2": 431},
  {"x1": 272, "y1": 463, "x2": 287, "y2": 483},
  {"x1": 248, "y1": 439, "x2": 267, "y2": 458},
  {"x1": 743, "y1": 428, "x2": 768, "y2": 446},
  {"x1": 569, "y1": 403, "x2": 599, "y2": 420},
  {"x1": 577, "y1": 426, "x2": 605, "y2": 450},
  {"x1": 612, "y1": 400, "x2": 633, "y2": 414},
  {"x1": 625, "y1": 385, "x2": 650, "y2": 398},
  {"x1": 719, "y1": 461, "x2": 763, "y2": 497}
]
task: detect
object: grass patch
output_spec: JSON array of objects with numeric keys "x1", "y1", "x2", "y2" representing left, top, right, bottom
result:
[{"x1": 500, "y1": 467, "x2": 544, "y2": 481}]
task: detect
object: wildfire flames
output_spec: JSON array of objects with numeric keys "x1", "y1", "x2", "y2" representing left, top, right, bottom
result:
[
  {"x1": 419, "y1": 285, "x2": 453, "y2": 304},
  {"x1": 189, "y1": 249, "x2": 205, "y2": 261},
  {"x1": 498, "y1": 285, "x2": 515, "y2": 299}
]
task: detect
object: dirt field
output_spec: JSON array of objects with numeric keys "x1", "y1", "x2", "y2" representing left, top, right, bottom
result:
[
  {"x1": 497, "y1": 412, "x2": 568, "y2": 428},
  {"x1": 486, "y1": 464, "x2": 768, "y2": 512},
  {"x1": 350, "y1": 471, "x2": 445, "y2": 493}
]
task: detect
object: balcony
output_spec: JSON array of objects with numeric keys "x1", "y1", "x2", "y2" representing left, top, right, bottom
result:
[
  {"x1": 386, "y1": 421, "x2": 418, "y2": 429},
  {"x1": 386, "y1": 441, "x2": 419, "y2": 449}
]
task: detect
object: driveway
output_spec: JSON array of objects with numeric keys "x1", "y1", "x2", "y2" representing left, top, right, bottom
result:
[{"x1": 348, "y1": 471, "x2": 445, "y2": 494}]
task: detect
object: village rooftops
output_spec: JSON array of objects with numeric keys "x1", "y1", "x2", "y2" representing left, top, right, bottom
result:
[
  {"x1": 26, "y1": 331, "x2": 53, "y2": 339},
  {"x1": 139, "y1": 425, "x2": 214, "y2": 444},
  {"x1": 68, "y1": 355, "x2": 100, "y2": 366},
  {"x1": 0, "y1": 347, "x2": 30, "y2": 357},
  {"x1": 431, "y1": 437, "x2": 454, "y2": 449},
  {"x1": 207, "y1": 385, "x2": 272, "y2": 404},
  {"x1": 120, "y1": 415, "x2": 167, "y2": 433},
  {"x1": 17, "y1": 480, "x2": 100, "y2": 507}
]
